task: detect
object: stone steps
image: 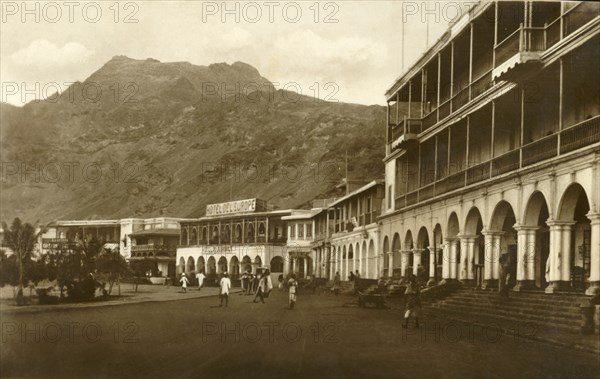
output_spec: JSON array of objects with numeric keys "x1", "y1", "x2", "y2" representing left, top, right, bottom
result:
[{"x1": 425, "y1": 288, "x2": 588, "y2": 333}]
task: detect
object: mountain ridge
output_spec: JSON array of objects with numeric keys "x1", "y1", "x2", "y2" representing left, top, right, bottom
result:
[{"x1": 1, "y1": 56, "x2": 397, "y2": 223}]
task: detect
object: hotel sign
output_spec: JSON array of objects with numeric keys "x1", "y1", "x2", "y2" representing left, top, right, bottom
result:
[{"x1": 206, "y1": 198, "x2": 258, "y2": 216}]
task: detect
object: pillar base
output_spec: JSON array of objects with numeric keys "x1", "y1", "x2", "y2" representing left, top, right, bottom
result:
[
  {"x1": 585, "y1": 281, "x2": 600, "y2": 297},
  {"x1": 513, "y1": 280, "x2": 534, "y2": 292},
  {"x1": 482, "y1": 279, "x2": 498, "y2": 290},
  {"x1": 460, "y1": 279, "x2": 475, "y2": 287},
  {"x1": 545, "y1": 281, "x2": 570, "y2": 293}
]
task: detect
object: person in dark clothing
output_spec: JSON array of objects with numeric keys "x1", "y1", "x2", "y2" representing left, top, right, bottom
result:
[
  {"x1": 499, "y1": 253, "x2": 510, "y2": 298},
  {"x1": 402, "y1": 276, "x2": 421, "y2": 329}
]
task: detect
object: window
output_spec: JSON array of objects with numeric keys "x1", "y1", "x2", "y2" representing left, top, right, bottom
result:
[
  {"x1": 290, "y1": 225, "x2": 296, "y2": 238},
  {"x1": 270, "y1": 256, "x2": 284, "y2": 273},
  {"x1": 306, "y1": 223, "x2": 312, "y2": 238},
  {"x1": 298, "y1": 224, "x2": 304, "y2": 238},
  {"x1": 388, "y1": 186, "x2": 393, "y2": 209}
]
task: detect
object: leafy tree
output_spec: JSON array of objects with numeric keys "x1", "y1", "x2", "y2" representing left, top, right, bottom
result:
[
  {"x1": 96, "y1": 248, "x2": 128, "y2": 296},
  {"x1": 1, "y1": 218, "x2": 38, "y2": 305},
  {"x1": 129, "y1": 258, "x2": 156, "y2": 293}
]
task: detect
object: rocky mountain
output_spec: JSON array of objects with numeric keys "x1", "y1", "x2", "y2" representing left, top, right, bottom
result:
[{"x1": 1, "y1": 56, "x2": 389, "y2": 223}]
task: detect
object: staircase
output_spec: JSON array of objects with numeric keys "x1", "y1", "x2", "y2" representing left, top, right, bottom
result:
[{"x1": 425, "y1": 287, "x2": 590, "y2": 333}]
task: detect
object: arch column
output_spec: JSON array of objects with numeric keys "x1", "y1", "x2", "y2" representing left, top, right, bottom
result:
[
  {"x1": 586, "y1": 213, "x2": 600, "y2": 296},
  {"x1": 441, "y1": 238, "x2": 459, "y2": 282},
  {"x1": 512, "y1": 225, "x2": 539, "y2": 291},
  {"x1": 427, "y1": 246, "x2": 437, "y2": 286},
  {"x1": 545, "y1": 220, "x2": 576, "y2": 293},
  {"x1": 413, "y1": 249, "x2": 424, "y2": 276},
  {"x1": 458, "y1": 235, "x2": 477, "y2": 285},
  {"x1": 388, "y1": 251, "x2": 394, "y2": 278},
  {"x1": 401, "y1": 250, "x2": 411, "y2": 278},
  {"x1": 481, "y1": 230, "x2": 502, "y2": 289}
]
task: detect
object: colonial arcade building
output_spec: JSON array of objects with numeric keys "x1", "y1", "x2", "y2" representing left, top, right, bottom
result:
[
  {"x1": 328, "y1": 181, "x2": 385, "y2": 281},
  {"x1": 176, "y1": 199, "x2": 296, "y2": 281},
  {"x1": 381, "y1": 1, "x2": 600, "y2": 295}
]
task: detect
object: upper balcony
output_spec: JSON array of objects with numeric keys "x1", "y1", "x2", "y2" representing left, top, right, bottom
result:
[
  {"x1": 130, "y1": 244, "x2": 176, "y2": 259},
  {"x1": 390, "y1": 116, "x2": 422, "y2": 152},
  {"x1": 395, "y1": 115, "x2": 600, "y2": 210},
  {"x1": 493, "y1": 25, "x2": 546, "y2": 80},
  {"x1": 494, "y1": 2, "x2": 600, "y2": 81}
]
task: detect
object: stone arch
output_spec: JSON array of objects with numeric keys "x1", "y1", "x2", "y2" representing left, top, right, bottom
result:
[
  {"x1": 489, "y1": 200, "x2": 517, "y2": 231},
  {"x1": 246, "y1": 223, "x2": 255, "y2": 242},
  {"x1": 218, "y1": 256, "x2": 228, "y2": 273},
  {"x1": 186, "y1": 256, "x2": 195, "y2": 274},
  {"x1": 206, "y1": 256, "x2": 216, "y2": 275},
  {"x1": 417, "y1": 226, "x2": 430, "y2": 280},
  {"x1": 368, "y1": 239, "x2": 376, "y2": 278},
  {"x1": 362, "y1": 240, "x2": 367, "y2": 277},
  {"x1": 557, "y1": 183, "x2": 590, "y2": 221},
  {"x1": 447, "y1": 212, "x2": 460, "y2": 238},
  {"x1": 222, "y1": 225, "x2": 231, "y2": 242},
  {"x1": 229, "y1": 256, "x2": 240, "y2": 276},
  {"x1": 242, "y1": 255, "x2": 252, "y2": 273},
  {"x1": 557, "y1": 183, "x2": 591, "y2": 289},
  {"x1": 464, "y1": 207, "x2": 483, "y2": 236},
  {"x1": 270, "y1": 256, "x2": 284, "y2": 273},
  {"x1": 197, "y1": 256, "x2": 205, "y2": 274},
  {"x1": 181, "y1": 228, "x2": 188, "y2": 245},
  {"x1": 190, "y1": 227, "x2": 198, "y2": 245},
  {"x1": 523, "y1": 191, "x2": 550, "y2": 288},
  {"x1": 178, "y1": 257, "x2": 185, "y2": 274},
  {"x1": 254, "y1": 255, "x2": 262, "y2": 268},
  {"x1": 433, "y1": 223, "x2": 444, "y2": 282},
  {"x1": 235, "y1": 224, "x2": 242, "y2": 242},
  {"x1": 382, "y1": 236, "x2": 390, "y2": 277},
  {"x1": 417, "y1": 227, "x2": 429, "y2": 249}
]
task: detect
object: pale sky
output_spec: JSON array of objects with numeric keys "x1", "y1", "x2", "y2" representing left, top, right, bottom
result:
[{"x1": 0, "y1": 1, "x2": 476, "y2": 106}]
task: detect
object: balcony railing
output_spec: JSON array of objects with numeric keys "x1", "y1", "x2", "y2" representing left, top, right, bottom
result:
[
  {"x1": 467, "y1": 161, "x2": 490, "y2": 185},
  {"x1": 390, "y1": 117, "x2": 422, "y2": 151},
  {"x1": 522, "y1": 133, "x2": 558, "y2": 167},
  {"x1": 131, "y1": 244, "x2": 175, "y2": 257},
  {"x1": 492, "y1": 149, "x2": 520, "y2": 177},
  {"x1": 560, "y1": 117, "x2": 600, "y2": 155},
  {"x1": 393, "y1": 116, "x2": 600, "y2": 211},
  {"x1": 495, "y1": 4, "x2": 599, "y2": 72}
]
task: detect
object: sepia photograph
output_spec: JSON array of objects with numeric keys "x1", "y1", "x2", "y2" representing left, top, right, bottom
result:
[{"x1": 0, "y1": 1, "x2": 599, "y2": 378}]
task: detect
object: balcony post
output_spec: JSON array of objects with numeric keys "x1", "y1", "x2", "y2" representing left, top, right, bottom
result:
[
  {"x1": 468, "y1": 22, "x2": 473, "y2": 101},
  {"x1": 437, "y1": 53, "x2": 441, "y2": 123},
  {"x1": 558, "y1": 57, "x2": 563, "y2": 155},
  {"x1": 396, "y1": 92, "x2": 400, "y2": 125},
  {"x1": 408, "y1": 81, "x2": 412, "y2": 120},
  {"x1": 450, "y1": 41, "x2": 454, "y2": 113},
  {"x1": 520, "y1": 88, "x2": 524, "y2": 168}
]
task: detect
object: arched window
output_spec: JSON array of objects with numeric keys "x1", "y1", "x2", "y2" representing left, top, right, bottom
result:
[{"x1": 270, "y1": 256, "x2": 284, "y2": 273}]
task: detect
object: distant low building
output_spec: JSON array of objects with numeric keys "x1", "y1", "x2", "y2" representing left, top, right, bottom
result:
[{"x1": 38, "y1": 217, "x2": 190, "y2": 277}]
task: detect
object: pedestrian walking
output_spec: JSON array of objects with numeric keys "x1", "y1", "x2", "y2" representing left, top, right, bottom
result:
[
  {"x1": 196, "y1": 271, "x2": 205, "y2": 291},
  {"x1": 354, "y1": 270, "x2": 361, "y2": 294},
  {"x1": 219, "y1": 272, "x2": 231, "y2": 307},
  {"x1": 241, "y1": 271, "x2": 249, "y2": 294},
  {"x1": 180, "y1": 273, "x2": 190, "y2": 293},
  {"x1": 402, "y1": 276, "x2": 421, "y2": 329},
  {"x1": 333, "y1": 271, "x2": 341, "y2": 296},
  {"x1": 288, "y1": 273, "x2": 298, "y2": 309},
  {"x1": 254, "y1": 272, "x2": 267, "y2": 303}
]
